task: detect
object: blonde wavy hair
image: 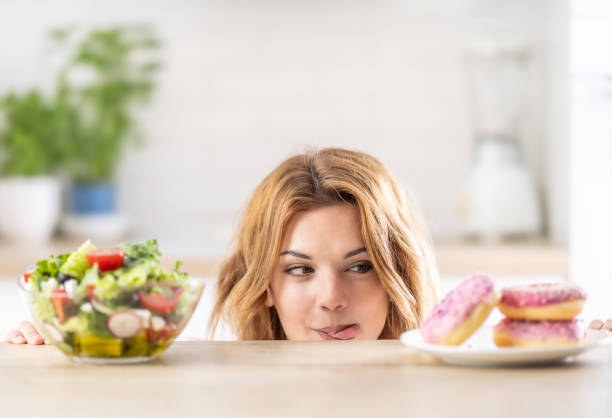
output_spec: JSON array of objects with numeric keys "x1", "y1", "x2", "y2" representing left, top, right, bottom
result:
[{"x1": 208, "y1": 147, "x2": 440, "y2": 340}]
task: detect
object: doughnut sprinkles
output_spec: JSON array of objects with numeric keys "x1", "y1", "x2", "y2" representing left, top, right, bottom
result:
[
  {"x1": 498, "y1": 283, "x2": 587, "y2": 320},
  {"x1": 493, "y1": 318, "x2": 586, "y2": 347},
  {"x1": 419, "y1": 274, "x2": 497, "y2": 345}
]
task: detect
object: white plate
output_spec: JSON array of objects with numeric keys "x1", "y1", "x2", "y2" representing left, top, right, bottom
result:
[{"x1": 400, "y1": 327, "x2": 612, "y2": 366}]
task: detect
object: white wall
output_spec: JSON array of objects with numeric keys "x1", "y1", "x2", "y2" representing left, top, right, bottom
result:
[
  {"x1": 568, "y1": 0, "x2": 612, "y2": 318},
  {"x1": 0, "y1": 1, "x2": 562, "y2": 253}
]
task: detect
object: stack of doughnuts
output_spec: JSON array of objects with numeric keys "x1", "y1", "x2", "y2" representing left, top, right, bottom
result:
[
  {"x1": 419, "y1": 276, "x2": 588, "y2": 348},
  {"x1": 493, "y1": 283, "x2": 587, "y2": 347}
]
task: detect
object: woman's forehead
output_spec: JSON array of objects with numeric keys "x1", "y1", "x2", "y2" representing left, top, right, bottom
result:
[{"x1": 280, "y1": 204, "x2": 365, "y2": 254}]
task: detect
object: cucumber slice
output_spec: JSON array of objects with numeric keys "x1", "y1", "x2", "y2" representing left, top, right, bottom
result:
[
  {"x1": 90, "y1": 298, "x2": 114, "y2": 316},
  {"x1": 43, "y1": 320, "x2": 64, "y2": 342}
]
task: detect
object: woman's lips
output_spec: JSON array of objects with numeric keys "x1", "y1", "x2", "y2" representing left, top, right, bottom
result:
[{"x1": 315, "y1": 324, "x2": 358, "y2": 340}]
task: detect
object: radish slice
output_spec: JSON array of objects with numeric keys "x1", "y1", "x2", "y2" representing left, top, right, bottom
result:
[{"x1": 107, "y1": 311, "x2": 143, "y2": 338}]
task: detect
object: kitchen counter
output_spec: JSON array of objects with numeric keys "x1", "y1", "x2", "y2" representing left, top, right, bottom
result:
[{"x1": 1, "y1": 340, "x2": 609, "y2": 417}]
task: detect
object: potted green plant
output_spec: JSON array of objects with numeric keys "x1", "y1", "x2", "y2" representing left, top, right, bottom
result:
[
  {"x1": 51, "y1": 26, "x2": 160, "y2": 238},
  {"x1": 0, "y1": 89, "x2": 76, "y2": 243}
]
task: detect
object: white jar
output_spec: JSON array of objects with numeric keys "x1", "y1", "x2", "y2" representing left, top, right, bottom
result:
[{"x1": 0, "y1": 176, "x2": 61, "y2": 243}]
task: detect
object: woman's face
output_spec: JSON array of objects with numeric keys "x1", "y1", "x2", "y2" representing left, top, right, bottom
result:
[{"x1": 266, "y1": 203, "x2": 389, "y2": 340}]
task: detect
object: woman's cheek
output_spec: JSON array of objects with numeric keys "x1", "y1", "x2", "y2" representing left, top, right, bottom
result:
[
  {"x1": 357, "y1": 276, "x2": 389, "y2": 320},
  {"x1": 275, "y1": 280, "x2": 315, "y2": 339},
  {"x1": 352, "y1": 274, "x2": 384, "y2": 298},
  {"x1": 276, "y1": 280, "x2": 313, "y2": 318}
]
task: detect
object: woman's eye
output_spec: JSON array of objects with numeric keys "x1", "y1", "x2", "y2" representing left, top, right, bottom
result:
[
  {"x1": 349, "y1": 263, "x2": 373, "y2": 273},
  {"x1": 285, "y1": 265, "x2": 314, "y2": 276}
]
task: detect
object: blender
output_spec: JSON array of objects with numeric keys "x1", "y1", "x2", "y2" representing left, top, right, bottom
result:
[{"x1": 459, "y1": 40, "x2": 542, "y2": 242}]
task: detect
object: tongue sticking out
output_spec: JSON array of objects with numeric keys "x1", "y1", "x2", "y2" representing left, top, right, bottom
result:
[{"x1": 327, "y1": 325, "x2": 358, "y2": 340}]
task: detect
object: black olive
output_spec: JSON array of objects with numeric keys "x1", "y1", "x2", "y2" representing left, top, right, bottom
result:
[
  {"x1": 116, "y1": 290, "x2": 140, "y2": 307},
  {"x1": 124, "y1": 292, "x2": 140, "y2": 307},
  {"x1": 63, "y1": 302, "x2": 79, "y2": 318},
  {"x1": 58, "y1": 271, "x2": 76, "y2": 284}
]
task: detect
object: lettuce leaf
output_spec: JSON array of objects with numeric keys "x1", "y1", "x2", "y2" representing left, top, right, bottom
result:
[
  {"x1": 29, "y1": 253, "x2": 70, "y2": 291},
  {"x1": 59, "y1": 240, "x2": 97, "y2": 278},
  {"x1": 95, "y1": 275, "x2": 120, "y2": 301},
  {"x1": 117, "y1": 261, "x2": 154, "y2": 287},
  {"x1": 118, "y1": 239, "x2": 161, "y2": 268},
  {"x1": 76, "y1": 264, "x2": 100, "y2": 294},
  {"x1": 32, "y1": 295, "x2": 56, "y2": 322},
  {"x1": 62, "y1": 314, "x2": 89, "y2": 334}
]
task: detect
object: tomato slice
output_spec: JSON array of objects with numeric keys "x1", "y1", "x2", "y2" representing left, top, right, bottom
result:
[
  {"x1": 138, "y1": 288, "x2": 182, "y2": 314},
  {"x1": 22, "y1": 267, "x2": 37, "y2": 284},
  {"x1": 86, "y1": 249, "x2": 125, "y2": 271}
]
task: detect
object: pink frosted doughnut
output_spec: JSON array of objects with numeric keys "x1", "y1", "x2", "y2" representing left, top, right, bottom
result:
[
  {"x1": 498, "y1": 283, "x2": 587, "y2": 320},
  {"x1": 419, "y1": 274, "x2": 496, "y2": 345},
  {"x1": 493, "y1": 318, "x2": 585, "y2": 347}
]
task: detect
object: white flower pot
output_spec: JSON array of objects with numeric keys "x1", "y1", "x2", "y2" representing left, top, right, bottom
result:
[{"x1": 0, "y1": 176, "x2": 61, "y2": 243}]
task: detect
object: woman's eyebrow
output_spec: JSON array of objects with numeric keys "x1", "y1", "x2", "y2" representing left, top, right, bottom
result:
[
  {"x1": 279, "y1": 247, "x2": 366, "y2": 260},
  {"x1": 279, "y1": 250, "x2": 311, "y2": 259},
  {"x1": 344, "y1": 247, "x2": 366, "y2": 258}
]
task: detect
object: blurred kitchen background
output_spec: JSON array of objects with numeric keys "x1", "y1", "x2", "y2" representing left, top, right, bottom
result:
[{"x1": 1, "y1": 0, "x2": 611, "y2": 339}]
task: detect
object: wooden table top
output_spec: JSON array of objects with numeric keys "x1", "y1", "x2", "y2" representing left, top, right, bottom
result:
[{"x1": 1, "y1": 340, "x2": 610, "y2": 418}]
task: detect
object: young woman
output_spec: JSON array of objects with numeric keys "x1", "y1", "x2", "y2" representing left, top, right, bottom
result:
[
  {"x1": 7, "y1": 147, "x2": 609, "y2": 343},
  {"x1": 207, "y1": 147, "x2": 440, "y2": 340}
]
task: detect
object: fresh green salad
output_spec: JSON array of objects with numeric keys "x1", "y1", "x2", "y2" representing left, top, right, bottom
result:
[{"x1": 22, "y1": 239, "x2": 203, "y2": 359}]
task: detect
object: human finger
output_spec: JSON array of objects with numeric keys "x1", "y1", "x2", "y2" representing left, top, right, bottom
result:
[
  {"x1": 17, "y1": 321, "x2": 44, "y2": 345},
  {"x1": 4, "y1": 329, "x2": 26, "y2": 344},
  {"x1": 588, "y1": 319, "x2": 604, "y2": 330}
]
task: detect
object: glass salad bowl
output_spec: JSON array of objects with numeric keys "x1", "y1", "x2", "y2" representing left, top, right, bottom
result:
[{"x1": 17, "y1": 239, "x2": 205, "y2": 364}]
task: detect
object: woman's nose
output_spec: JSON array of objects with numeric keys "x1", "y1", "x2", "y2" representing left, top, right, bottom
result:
[{"x1": 315, "y1": 272, "x2": 348, "y2": 312}]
